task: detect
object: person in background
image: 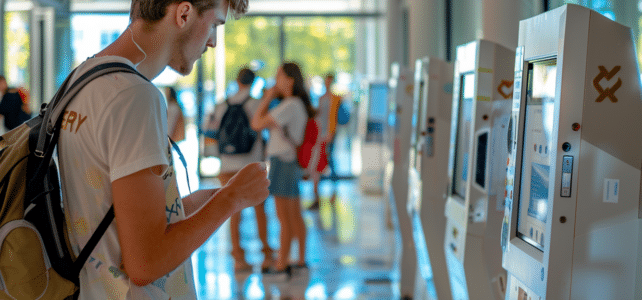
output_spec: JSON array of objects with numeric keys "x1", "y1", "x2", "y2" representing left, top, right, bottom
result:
[
  {"x1": 308, "y1": 72, "x2": 341, "y2": 210},
  {"x1": 57, "y1": 0, "x2": 270, "y2": 298},
  {"x1": 251, "y1": 62, "x2": 314, "y2": 277},
  {"x1": 207, "y1": 67, "x2": 273, "y2": 273},
  {"x1": 0, "y1": 75, "x2": 31, "y2": 131},
  {"x1": 165, "y1": 86, "x2": 186, "y2": 142}
]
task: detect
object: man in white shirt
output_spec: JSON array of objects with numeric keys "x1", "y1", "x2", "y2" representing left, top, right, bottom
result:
[{"x1": 57, "y1": 0, "x2": 270, "y2": 298}]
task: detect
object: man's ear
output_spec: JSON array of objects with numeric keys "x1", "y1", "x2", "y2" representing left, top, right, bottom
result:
[{"x1": 174, "y1": 2, "x2": 194, "y2": 28}]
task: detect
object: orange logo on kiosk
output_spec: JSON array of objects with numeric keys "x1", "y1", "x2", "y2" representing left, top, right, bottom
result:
[
  {"x1": 594, "y1": 65, "x2": 621, "y2": 103},
  {"x1": 497, "y1": 80, "x2": 514, "y2": 99}
]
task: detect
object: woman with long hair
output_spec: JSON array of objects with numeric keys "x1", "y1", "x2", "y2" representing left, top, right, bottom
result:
[{"x1": 251, "y1": 62, "x2": 315, "y2": 276}]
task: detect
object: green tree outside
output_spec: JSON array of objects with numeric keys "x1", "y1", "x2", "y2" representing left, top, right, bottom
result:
[{"x1": 4, "y1": 11, "x2": 30, "y2": 88}]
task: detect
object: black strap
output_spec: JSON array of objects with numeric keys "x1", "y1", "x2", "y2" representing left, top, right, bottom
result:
[
  {"x1": 224, "y1": 94, "x2": 252, "y2": 107},
  {"x1": 169, "y1": 137, "x2": 191, "y2": 194},
  {"x1": 73, "y1": 206, "x2": 114, "y2": 273}
]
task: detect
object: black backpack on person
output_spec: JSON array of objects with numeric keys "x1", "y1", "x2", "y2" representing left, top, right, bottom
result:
[
  {"x1": 218, "y1": 95, "x2": 258, "y2": 155},
  {"x1": 0, "y1": 62, "x2": 147, "y2": 299}
]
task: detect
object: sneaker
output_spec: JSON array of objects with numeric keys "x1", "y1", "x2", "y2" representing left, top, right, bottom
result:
[
  {"x1": 261, "y1": 257, "x2": 274, "y2": 274},
  {"x1": 263, "y1": 265, "x2": 291, "y2": 282},
  {"x1": 308, "y1": 201, "x2": 320, "y2": 210},
  {"x1": 289, "y1": 263, "x2": 309, "y2": 276}
]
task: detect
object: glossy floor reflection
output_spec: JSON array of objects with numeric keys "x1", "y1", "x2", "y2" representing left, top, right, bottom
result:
[
  {"x1": 171, "y1": 125, "x2": 401, "y2": 299},
  {"x1": 191, "y1": 179, "x2": 399, "y2": 300}
]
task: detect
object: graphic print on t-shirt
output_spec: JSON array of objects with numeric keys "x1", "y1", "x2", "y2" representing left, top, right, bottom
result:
[{"x1": 61, "y1": 110, "x2": 89, "y2": 134}]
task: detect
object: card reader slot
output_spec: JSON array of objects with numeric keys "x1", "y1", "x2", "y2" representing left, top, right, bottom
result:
[{"x1": 475, "y1": 132, "x2": 489, "y2": 188}]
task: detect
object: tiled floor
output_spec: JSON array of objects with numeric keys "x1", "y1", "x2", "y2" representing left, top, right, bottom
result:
[
  {"x1": 191, "y1": 179, "x2": 399, "y2": 300},
  {"x1": 173, "y1": 127, "x2": 402, "y2": 299}
]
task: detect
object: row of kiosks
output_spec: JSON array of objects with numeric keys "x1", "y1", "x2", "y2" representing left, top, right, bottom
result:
[
  {"x1": 443, "y1": 39, "x2": 514, "y2": 300},
  {"x1": 502, "y1": 4, "x2": 642, "y2": 299},
  {"x1": 407, "y1": 57, "x2": 453, "y2": 300}
]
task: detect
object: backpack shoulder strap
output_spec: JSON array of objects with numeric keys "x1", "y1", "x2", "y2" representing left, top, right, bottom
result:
[
  {"x1": 36, "y1": 62, "x2": 147, "y2": 158},
  {"x1": 72, "y1": 206, "x2": 114, "y2": 274}
]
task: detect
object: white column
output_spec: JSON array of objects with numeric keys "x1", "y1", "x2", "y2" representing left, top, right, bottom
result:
[
  {"x1": 407, "y1": 0, "x2": 447, "y2": 63},
  {"x1": 451, "y1": 0, "x2": 482, "y2": 58},
  {"x1": 481, "y1": 0, "x2": 525, "y2": 50},
  {"x1": 387, "y1": 0, "x2": 405, "y2": 69}
]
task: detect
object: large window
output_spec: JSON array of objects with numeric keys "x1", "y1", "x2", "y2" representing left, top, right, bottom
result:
[
  {"x1": 284, "y1": 17, "x2": 355, "y2": 79},
  {"x1": 4, "y1": 11, "x2": 29, "y2": 88},
  {"x1": 224, "y1": 17, "x2": 281, "y2": 88}
]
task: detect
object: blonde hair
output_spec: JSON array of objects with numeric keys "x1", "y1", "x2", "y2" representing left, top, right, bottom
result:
[{"x1": 130, "y1": 0, "x2": 248, "y2": 22}]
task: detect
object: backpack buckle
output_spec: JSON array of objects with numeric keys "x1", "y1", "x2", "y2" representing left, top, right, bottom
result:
[
  {"x1": 34, "y1": 150, "x2": 45, "y2": 158},
  {"x1": 39, "y1": 103, "x2": 48, "y2": 117}
]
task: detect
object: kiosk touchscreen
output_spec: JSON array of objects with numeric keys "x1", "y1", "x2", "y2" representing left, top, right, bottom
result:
[
  {"x1": 359, "y1": 79, "x2": 390, "y2": 195},
  {"x1": 407, "y1": 57, "x2": 453, "y2": 300},
  {"x1": 443, "y1": 40, "x2": 514, "y2": 300},
  {"x1": 501, "y1": 5, "x2": 642, "y2": 299}
]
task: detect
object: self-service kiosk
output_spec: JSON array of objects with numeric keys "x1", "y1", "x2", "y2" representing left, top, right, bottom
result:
[
  {"x1": 407, "y1": 57, "x2": 453, "y2": 300},
  {"x1": 359, "y1": 79, "x2": 391, "y2": 195},
  {"x1": 501, "y1": 5, "x2": 642, "y2": 299},
  {"x1": 386, "y1": 62, "x2": 418, "y2": 296},
  {"x1": 443, "y1": 39, "x2": 514, "y2": 300}
]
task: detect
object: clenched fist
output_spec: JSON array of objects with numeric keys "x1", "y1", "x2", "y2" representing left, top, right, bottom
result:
[{"x1": 222, "y1": 162, "x2": 270, "y2": 211}]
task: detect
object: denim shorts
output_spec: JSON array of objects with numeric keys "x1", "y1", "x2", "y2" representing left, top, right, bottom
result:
[{"x1": 268, "y1": 156, "x2": 301, "y2": 198}]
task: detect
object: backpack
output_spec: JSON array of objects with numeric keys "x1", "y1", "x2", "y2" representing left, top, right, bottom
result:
[
  {"x1": 285, "y1": 117, "x2": 319, "y2": 170},
  {"x1": 0, "y1": 62, "x2": 146, "y2": 299},
  {"x1": 218, "y1": 95, "x2": 258, "y2": 155},
  {"x1": 337, "y1": 102, "x2": 350, "y2": 125}
]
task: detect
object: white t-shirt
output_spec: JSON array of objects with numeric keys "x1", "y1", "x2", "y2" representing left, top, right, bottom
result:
[
  {"x1": 267, "y1": 97, "x2": 307, "y2": 162},
  {"x1": 209, "y1": 88, "x2": 264, "y2": 173},
  {"x1": 58, "y1": 56, "x2": 197, "y2": 300}
]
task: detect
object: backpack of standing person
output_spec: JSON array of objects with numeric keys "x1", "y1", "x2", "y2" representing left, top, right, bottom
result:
[
  {"x1": 0, "y1": 62, "x2": 145, "y2": 299},
  {"x1": 337, "y1": 101, "x2": 350, "y2": 126},
  {"x1": 218, "y1": 95, "x2": 258, "y2": 155},
  {"x1": 284, "y1": 117, "x2": 319, "y2": 172}
]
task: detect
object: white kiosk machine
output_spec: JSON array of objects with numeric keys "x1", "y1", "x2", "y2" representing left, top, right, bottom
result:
[
  {"x1": 501, "y1": 5, "x2": 642, "y2": 299},
  {"x1": 443, "y1": 39, "x2": 514, "y2": 300},
  {"x1": 358, "y1": 80, "x2": 391, "y2": 194},
  {"x1": 388, "y1": 62, "x2": 419, "y2": 296},
  {"x1": 407, "y1": 57, "x2": 453, "y2": 300}
]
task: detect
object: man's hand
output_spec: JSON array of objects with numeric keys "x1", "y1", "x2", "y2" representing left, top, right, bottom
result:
[{"x1": 219, "y1": 162, "x2": 270, "y2": 210}]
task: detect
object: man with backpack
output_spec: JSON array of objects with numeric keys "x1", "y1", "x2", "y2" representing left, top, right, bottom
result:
[
  {"x1": 11, "y1": 0, "x2": 268, "y2": 299},
  {"x1": 207, "y1": 67, "x2": 273, "y2": 273}
]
